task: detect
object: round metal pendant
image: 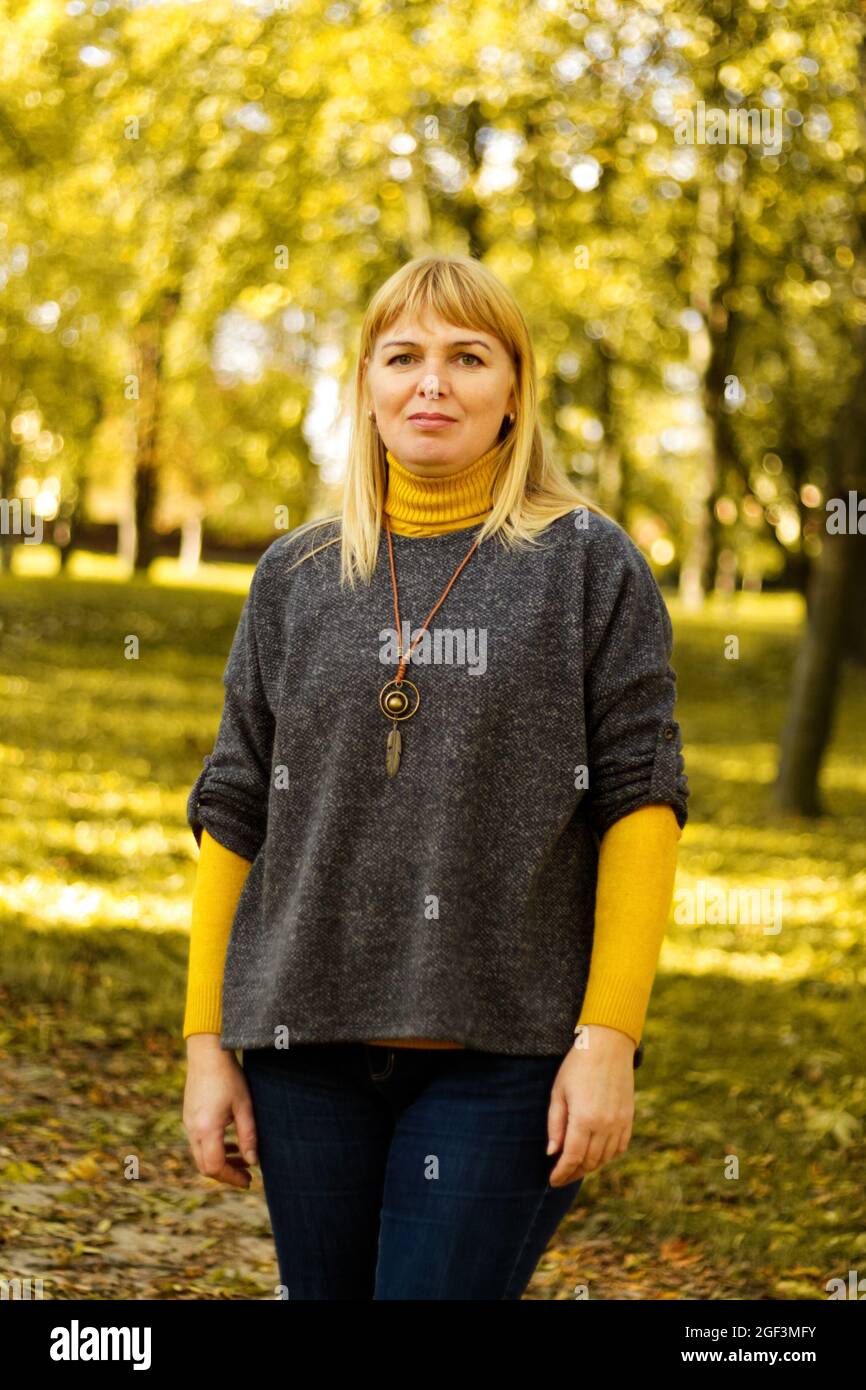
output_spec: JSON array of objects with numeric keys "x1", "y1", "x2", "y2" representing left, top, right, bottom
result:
[{"x1": 379, "y1": 678, "x2": 420, "y2": 721}]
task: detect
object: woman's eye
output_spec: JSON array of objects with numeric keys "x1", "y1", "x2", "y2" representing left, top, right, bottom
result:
[{"x1": 386, "y1": 353, "x2": 483, "y2": 367}]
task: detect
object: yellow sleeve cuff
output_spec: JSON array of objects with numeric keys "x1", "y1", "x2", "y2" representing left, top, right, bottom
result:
[
  {"x1": 182, "y1": 829, "x2": 253, "y2": 1039},
  {"x1": 575, "y1": 803, "x2": 682, "y2": 1047}
]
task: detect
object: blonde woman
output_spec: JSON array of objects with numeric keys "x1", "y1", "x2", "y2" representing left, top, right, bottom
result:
[{"x1": 182, "y1": 254, "x2": 689, "y2": 1301}]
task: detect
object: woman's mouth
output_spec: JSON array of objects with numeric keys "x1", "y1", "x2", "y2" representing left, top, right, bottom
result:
[{"x1": 409, "y1": 414, "x2": 456, "y2": 430}]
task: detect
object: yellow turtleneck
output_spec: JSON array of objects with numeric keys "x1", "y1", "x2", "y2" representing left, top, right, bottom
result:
[
  {"x1": 382, "y1": 442, "x2": 502, "y2": 534},
  {"x1": 184, "y1": 443, "x2": 683, "y2": 1056}
]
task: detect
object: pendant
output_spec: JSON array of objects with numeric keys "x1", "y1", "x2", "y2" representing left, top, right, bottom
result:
[
  {"x1": 386, "y1": 723, "x2": 401, "y2": 776},
  {"x1": 379, "y1": 678, "x2": 420, "y2": 777}
]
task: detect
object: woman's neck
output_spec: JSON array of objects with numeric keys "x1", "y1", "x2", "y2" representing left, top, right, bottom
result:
[{"x1": 383, "y1": 443, "x2": 500, "y2": 536}]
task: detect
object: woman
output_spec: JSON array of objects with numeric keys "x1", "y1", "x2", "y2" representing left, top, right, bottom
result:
[{"x1": 182, "y1": 254, "x2": 689, "y2": 1301}]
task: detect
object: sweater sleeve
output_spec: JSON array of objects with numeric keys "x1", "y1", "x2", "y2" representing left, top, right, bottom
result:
[
  {"x1": 582, "y1": 530, "x2": 689, "y2": 839},
  {"x1": 575, "y1": 802, "x2": 681, "y2": 1050},
  {"x1": 183, "y1": 829, "x2": 253, "y2": 1039},
  {"x1": 187, "y1": 564, "x2": 275, "y2": 862}
]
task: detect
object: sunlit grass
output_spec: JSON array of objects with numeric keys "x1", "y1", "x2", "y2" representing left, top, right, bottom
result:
[
  {"x1": 669, "y1": 589, "x2": 806, "y2": 626},
  {"x1": 149, "y1": 556, "x2": 256, "y2": 593},
  {"x1": 0, "y1": 875, "x2": 191, "y2": 930},
  {"x1": 12, "y1": 539, "x2": 256, "y2": 592}
]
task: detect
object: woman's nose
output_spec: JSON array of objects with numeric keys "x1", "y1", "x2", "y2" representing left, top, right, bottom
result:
[{"x1": 421, "y1": 373, "x2": 440, "y2": 400}]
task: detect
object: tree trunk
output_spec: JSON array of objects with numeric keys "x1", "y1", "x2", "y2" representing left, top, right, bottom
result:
[
  {"x1": 844, "y1": 31, "x2": 866, "y2": 666},
  {"x1": 132, "y1": 317, "x2": 161, "y2": 574},
  {"x1": 55, "y1": 486, "x2": 85, "y2": 572},
  {"x1": 775, "y1": 23, "x2": 866, "y2": 807},
  {"x1": 452, "y1": 100, "x2": 486, "y2": 261},
  {"x1": 596, "y1": 342, "x2": 622, "y2": 522},
  {"x1": 773, "y1": 529, "x2": 859, "y2": 815},
  {"x1": 783, "y1": 440, "x2": 812, "y2": 600},
  {"x1": 848, "y1": 544, "x2": 866, "y2": 664},
  {"x1": 118, "y1": 490, "x2": 136, "y2": 572},
  {"x1": 404, "y1": 181, "x2": 432, "y2": 257},
  {"x1": 773, "y1": 356, "x2": 866, "y2": 814},
  {"x1": 131, "y1": 290, "x2": 180, "y2": 575},
  {"x1": 0, "y1": 439, "x2": 21, "y2": 575},
  {"x1": 178, "y1": 511, "x2": 203, "y2": 576},
  {"x1": 698, "y1": 170, "x2": 744, "y2": 597},
  {"x1": 58, "y1": 393, "x2": 107, "y2": 571}
]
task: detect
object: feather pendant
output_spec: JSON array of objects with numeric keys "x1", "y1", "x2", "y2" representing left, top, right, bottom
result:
[{"x1": 386, "y1": 723, "x2": 402, "y2": 777}]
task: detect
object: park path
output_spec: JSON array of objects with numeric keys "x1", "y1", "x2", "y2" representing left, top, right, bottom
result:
[{"x1": 1, "y1": 1041, "x2": 719, "y2": 1300}]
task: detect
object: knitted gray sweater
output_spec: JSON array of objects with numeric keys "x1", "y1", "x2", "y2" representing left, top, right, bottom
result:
[{"x1": 187, "y1": 508, "x2": 689, "y2": 1056}]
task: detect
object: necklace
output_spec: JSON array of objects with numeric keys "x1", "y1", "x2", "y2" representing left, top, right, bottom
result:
[{"x1": 380, "y1": 519, "x2": 483, "y2": 776}]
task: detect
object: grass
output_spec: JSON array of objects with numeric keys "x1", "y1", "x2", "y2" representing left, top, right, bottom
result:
[{"x1": 1, "y1": 546, "x2": 865, "y2": 1299}]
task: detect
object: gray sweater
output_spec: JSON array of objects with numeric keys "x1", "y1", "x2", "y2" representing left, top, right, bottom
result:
[{"x1": 187, "y1": 508, "x2": 689, "y2": 1056}]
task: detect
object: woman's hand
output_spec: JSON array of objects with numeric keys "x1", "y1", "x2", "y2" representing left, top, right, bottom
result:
[
  {"x1": 546, "y1": 1024, "x2": 636, "y2": 1187},
  {"x1": 183, "y1": 1034, "x2": 258, "y2": 1189}
]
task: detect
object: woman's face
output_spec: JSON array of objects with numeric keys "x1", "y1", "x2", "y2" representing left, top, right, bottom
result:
[{"x1": 365, "y1": 311, "x2": 517, "y2": 473}]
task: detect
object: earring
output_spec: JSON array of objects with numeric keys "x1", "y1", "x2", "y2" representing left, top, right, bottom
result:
[
  {"x1": 508, "y1": 413, "x2": 515, "y2": 423},
  {"x1": 368, "y1": 409, "x2": 375, "y2": 421}
]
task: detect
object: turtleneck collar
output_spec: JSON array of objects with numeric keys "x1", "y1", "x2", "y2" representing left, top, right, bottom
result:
[{"x1": 383, "y1": 443, "x2": 501, "y2": 536}]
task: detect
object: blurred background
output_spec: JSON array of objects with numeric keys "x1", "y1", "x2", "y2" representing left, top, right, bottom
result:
[{"x1": 1, "y1": 0, "x2": 864, "y2": 1301}]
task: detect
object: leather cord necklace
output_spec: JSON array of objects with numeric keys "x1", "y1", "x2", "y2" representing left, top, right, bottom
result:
[{"x1": 380, "y1": 518, "x2": 483, "y2": 776}]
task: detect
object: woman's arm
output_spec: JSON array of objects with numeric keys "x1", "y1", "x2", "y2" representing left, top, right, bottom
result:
[
  {"x1": 547, "y1": 802, "x2": 681, "y2": 1186},
  {"x1": 184, "y1": 810, "x2": 681, "y2": 1045},
  {"x1": 183, "y1": 829, "x2": 253, "y2": 1039},
  {"x1": 574, "y1": 802, "x2": 682, "y2": 1049}
]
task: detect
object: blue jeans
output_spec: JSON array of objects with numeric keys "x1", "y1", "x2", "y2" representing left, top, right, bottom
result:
[{"x1": 241, "y1": 1041, "x2": 584, "y2": 1300}]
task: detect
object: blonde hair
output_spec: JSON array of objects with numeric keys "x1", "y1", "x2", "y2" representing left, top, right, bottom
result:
[{"x1": 284, "y1": 253, "x2": 615, "y2": 586}]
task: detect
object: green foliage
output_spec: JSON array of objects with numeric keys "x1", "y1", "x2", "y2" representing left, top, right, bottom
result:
[{"x1": 1, "y1": 1, "x2": 864, "y2": 575}]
